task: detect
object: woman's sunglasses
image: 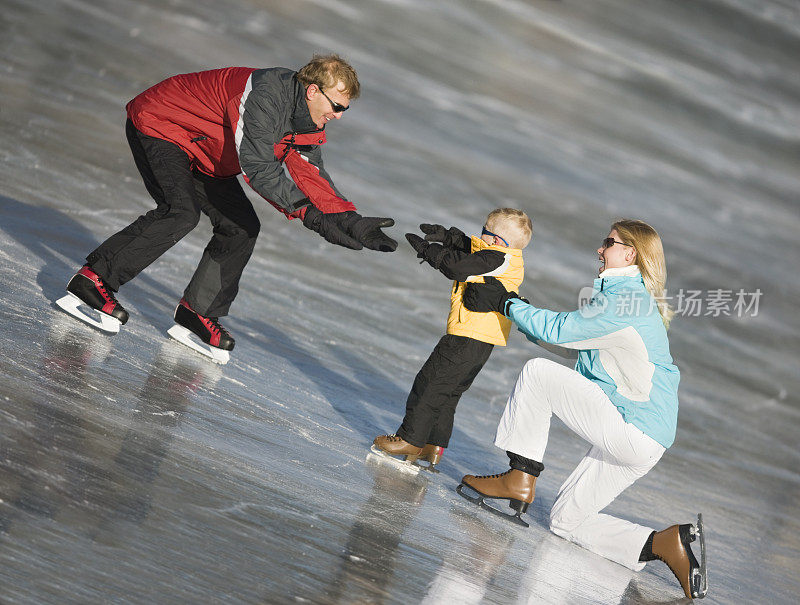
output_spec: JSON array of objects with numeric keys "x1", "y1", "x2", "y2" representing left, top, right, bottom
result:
[{"x1": 601, "y1": 238, "x2": 634, "y2": 249}]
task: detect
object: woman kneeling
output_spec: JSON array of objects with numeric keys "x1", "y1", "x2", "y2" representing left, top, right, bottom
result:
[{"x1": 460, "y1": 219, "x2": 706, "y2": 600}]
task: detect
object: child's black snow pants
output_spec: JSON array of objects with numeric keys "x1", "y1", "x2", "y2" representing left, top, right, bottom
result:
[
  {"x1": 86, "y1": 119, "x2": 260, "y2": 317},
  {"x1": 397, "y1": 334, "x2": 493, "y2": 449}
]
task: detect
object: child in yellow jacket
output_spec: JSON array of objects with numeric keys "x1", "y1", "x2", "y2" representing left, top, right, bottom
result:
[{"x1": 372, "y1": 208, "x2": 532, "y2": 471}]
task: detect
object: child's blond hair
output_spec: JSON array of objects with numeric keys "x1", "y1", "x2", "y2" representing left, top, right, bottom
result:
[{"x1": 485, "y1": 208, "x2": 532, "y2": 249}]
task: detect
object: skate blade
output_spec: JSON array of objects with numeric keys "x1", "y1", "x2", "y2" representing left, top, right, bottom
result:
[
  {"x1": 456, "y1": 482, "x2": 483, "y2": 505},
  {"x1": 367, "y1": 445, "x2": 421, "y2": 474},
  {"x1": 413, "y1": 460, "x2": 440, "y2": 474},
  {"x1": 167, "y1": 325, "x2": 230, "y2": 365},
  {"x1": 55, "y1": 293, "x2": 121, "y2": 334},
  {"x1": 456, "y1": 483, "x2": 529, "y2": 528},
  {"x1": 692, "y1": 513, "x2": 708, "y2": 598}
]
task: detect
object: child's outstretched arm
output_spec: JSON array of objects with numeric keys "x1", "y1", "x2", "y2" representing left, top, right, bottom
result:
[
  {"x1": 418, "y1": 224, "x2": 470, "y2": 252},
  {"x1": 406, "y1": 234, "x2": 508, "y2": 282}
]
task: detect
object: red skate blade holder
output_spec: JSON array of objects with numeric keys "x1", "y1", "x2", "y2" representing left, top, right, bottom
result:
[
  {"x1": 55, "y1": 292, "x2": 121, "y2": 334},
  {"x1": 167, "y1": 324, "x2": 230, "y2": 365}
]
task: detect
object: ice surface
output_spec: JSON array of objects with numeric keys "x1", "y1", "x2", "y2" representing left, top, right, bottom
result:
[{"x1": 1, "y1": 0, "x2": 799, "y2": 603}]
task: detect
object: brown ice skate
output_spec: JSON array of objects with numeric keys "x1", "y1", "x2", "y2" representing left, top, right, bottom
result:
[
  {"x1": 412, "y1": 444, "x2": 445, "y2": 472},
  {"x1": 372, "y1": 434, "x2": 421, "y2": 456},
  {"x1": 369, "y1": 434, "x2": 424, "y2": 473},
  {"x1": 457, "y1": 469, "x2": 536, "y2": 527},
  {"x1": 652, "y1": 515, "x2": 707, "y2": 599}
]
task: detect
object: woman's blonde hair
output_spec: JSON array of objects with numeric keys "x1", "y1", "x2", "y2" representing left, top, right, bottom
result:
[
  {"x1": 612, "y1": 219, "x2": 675, "y2": 329},
  {"x1": 297, "y1": 54, "x2": 360, "y2": 99}
]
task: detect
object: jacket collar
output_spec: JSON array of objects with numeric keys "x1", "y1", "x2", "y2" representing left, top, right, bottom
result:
[
  {"x1": 290, "y1": 75, "x2": 322, "y2": 134},
  {"x1": 594, "y1": 265, "x2": 643, "y2": 292},
  {"x1": 599, "y1": 265, "x2": 640, "y2": 278}
]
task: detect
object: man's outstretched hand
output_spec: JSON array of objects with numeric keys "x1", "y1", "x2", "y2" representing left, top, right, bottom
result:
[
  {"x1": 303, "y1": 207, "x2": 397, "y2": 252},
  {"x1": 303, "y1": 206, "x2": 362, "y2": 249},
  {"x1": 342, "y1": 213, "x2": 398, "y2": 252}
]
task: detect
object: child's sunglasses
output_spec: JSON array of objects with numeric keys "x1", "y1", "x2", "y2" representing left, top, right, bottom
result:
[{"x1": 482, "y1": 226, "x2": 509, "y2": 248}]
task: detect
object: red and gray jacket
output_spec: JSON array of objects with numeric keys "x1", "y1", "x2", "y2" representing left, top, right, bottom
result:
[{"x1": 126, "y1": 67, "x2": 355, "y2": 218}]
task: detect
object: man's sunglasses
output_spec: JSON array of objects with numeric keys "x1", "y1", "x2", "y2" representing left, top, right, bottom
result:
[
  {"x1": 317, "y1": 86, "x2": 349, "y2": 113},
  {"x1": 482, "y1": 226, "x2": 509, "y2": 248},
  {"x1": 601, "y1": 238, "x2": 634, "y2": 249}
]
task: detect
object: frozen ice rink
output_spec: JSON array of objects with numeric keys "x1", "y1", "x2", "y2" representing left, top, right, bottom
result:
[{"x1": 1, "y1": 0, "x2": 799, "y2": 603}]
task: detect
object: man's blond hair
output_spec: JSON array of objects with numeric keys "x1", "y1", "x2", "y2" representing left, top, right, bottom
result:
[
  {"x1": 485, "y1": 208, "x2": 532, "y2": 249},
  {"x1": 297, "y1": 54, "x2": 360, "y2": 99}
]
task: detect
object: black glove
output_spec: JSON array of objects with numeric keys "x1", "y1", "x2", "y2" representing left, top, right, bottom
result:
[
  {"x1": 462, "y1": 276, "x2": 527, "y2": 315},
  {"x1": 419, "y1": 224, "x2": 467, "y2": 249},
  {"x1": 406, "y1": 233, "x2": 446, "y2": 268},
  {"x1": 340, "y1": 212, "x2": 398, "y2": 252},
  {"x1": 302, "y1": 206, "x2": 362, "y2": 250},
  {"x1": 406, "y1": 232, "x2": 428, "y2": 256}
]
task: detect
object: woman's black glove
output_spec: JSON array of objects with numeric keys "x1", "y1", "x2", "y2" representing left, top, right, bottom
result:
[
  {"x1": 303, "y1": 206, "x2": 397, "y2": 252},
  {"x1": 463, "y1": 276, "x2": 528, "y2": 315}
]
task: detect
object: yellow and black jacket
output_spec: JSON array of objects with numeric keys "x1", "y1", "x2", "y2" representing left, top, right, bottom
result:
[{"x1": 418, "y1": 228, "x2": 524, "y2": 346}]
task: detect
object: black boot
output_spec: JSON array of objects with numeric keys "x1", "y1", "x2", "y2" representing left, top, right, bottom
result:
[
  {"x1": 174, "y1": 299, "x2": 234, "y2": 351},
  {"x1": 66, "y1": 265, "x2": 129, "y2": 324}
]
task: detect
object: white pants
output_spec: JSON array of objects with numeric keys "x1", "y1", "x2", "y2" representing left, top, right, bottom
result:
[{"x1": 494, "y1": 358, "x2": 666, "y2": 571}]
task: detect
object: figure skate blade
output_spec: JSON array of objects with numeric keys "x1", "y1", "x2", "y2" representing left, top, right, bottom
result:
[
  {"x1": 167, "y1": 325, "x2": 229, "y2": 365},
  {"x1": 55, "y1": 293, "x2": 121, "y2": 334},
  {"x1": 456, "y1": 483, "x2": 530, "y2": 528},
  {"x1": 692, "y1": 513, "x2": 708, "y2": 598},
  {"x1": 414, "y1": 462, "x2": 440, "y2": 474}
]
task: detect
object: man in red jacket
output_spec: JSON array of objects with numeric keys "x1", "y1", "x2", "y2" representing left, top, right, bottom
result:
[{"x1": 56, "y1": 54, "x2": 396, "y2": 363}]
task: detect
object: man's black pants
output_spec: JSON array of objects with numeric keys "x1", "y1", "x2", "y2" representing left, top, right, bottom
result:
[
  {"x1": 397, "y1": 334, "x2": 493, "y2": 448},
  {"x1": 86, "y1": 119, "x2": 260, "y2": 317}
]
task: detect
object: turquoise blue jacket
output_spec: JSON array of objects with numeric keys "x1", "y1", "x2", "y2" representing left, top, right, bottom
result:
[{"x1": 506, "y1": 267, "x2": 680, "y2": 448}]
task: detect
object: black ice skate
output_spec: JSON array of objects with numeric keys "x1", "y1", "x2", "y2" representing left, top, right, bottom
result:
[
  {"x1": 652, "y1": 514, "x2": 708, "y2": 599},
  {"x1": 457, "y1": 469, "x2": 536, "y2": 527},
  {"x1": 56, "y1": 266, "x2": 129, "y2": 333},
  {"x1": 167, "y1": 298, "x2": 234, "y2": 365}
]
